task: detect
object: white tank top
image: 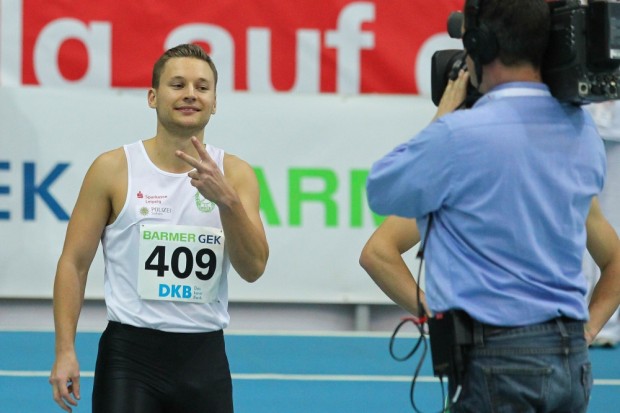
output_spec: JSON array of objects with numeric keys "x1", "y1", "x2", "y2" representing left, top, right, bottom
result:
[{"x1": 101, "y1": 141, "x2": 230, "y2": 332}]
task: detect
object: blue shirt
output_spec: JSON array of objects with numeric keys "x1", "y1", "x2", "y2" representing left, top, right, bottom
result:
[{"x1": 366, "y1": 82, "x2": 606, "y2": 326}]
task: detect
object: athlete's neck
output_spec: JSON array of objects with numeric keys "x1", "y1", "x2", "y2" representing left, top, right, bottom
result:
[{"x1": 143, "y1": 135, "x2": 205, "y2": 173}]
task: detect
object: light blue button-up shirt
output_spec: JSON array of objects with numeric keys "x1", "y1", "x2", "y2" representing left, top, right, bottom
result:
[{"x1": 367, "y1": 82, "x2": 606, "y2": 326}]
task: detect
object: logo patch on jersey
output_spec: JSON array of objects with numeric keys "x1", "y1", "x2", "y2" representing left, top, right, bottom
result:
[
  {"x1": 137, "y1": 205, "x2": 173, "y2": 219},
  {"x1": 195, "y1": 191, "x2": 216, "y2": 213},
  {"x1": 137, "y1": 192, "x2": 169, "y2": 204}
]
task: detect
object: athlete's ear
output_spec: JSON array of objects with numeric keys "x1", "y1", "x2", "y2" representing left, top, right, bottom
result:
[
  {"x1": 147, "y1": 88, "x2": 157, "y2": 109},
  {"x1": 212, "y1": 95, "x2": 217, "y2": 114}
]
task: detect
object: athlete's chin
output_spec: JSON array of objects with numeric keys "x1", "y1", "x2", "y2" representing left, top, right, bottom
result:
[{"x1": 175, "y1": 118, "x2": 209, "y2": 132}]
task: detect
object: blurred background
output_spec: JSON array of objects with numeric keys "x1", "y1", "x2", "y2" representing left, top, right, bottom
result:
[
  {"x1": 0, "y1": 0, "x2": 465, "y2": 334},
  {"x1": 3, "y1": 2, "x2": 620, "y2": 412}
]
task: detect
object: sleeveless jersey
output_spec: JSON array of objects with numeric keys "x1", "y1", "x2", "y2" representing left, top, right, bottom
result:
[{"x1": 101, "y1": 141, "x2": 231, "y2": 332}]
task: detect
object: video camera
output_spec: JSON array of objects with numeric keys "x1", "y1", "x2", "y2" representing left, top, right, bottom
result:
[{"x1": 431, "y1": 0, "x2": 620, "y2": 106}]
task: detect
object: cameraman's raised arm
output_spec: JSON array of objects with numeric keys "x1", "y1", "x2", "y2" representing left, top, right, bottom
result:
[{"x1": 431, "y1": 68, "x2": 470, "y2": 122}]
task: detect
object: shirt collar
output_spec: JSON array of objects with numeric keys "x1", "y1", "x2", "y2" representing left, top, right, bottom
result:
[{"x1": 474, "y1": 82, "x2": 552, "y2": 108}]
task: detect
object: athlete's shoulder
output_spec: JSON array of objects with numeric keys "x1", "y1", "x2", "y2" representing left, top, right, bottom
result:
[
  {"x1": 223, "y1": 153, "x2": 257, "y2": 190},
  {"x1": 88, "y1": 146, "x2": 126, "y2": 174},
  {"x1": 224, "y1": 152, "x2": 254, "y2": 172}
]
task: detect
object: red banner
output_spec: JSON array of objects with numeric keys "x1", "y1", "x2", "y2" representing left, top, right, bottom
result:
[{"x1": 11, "y1": 0, "x2": 465, "y2": 94}]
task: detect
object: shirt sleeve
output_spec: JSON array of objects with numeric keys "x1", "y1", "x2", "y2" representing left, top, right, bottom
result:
[{"x1": 366, "y1": 119, "x2": 454, "y2": 218}]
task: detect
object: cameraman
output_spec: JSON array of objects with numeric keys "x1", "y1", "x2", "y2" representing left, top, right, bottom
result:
[{"x1": 365, "y1": 0, "x2": 620, "y2": 411}]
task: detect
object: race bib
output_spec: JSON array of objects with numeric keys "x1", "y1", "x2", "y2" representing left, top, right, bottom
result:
[{"x1": 138, "y1": 224, "x2": 225, "y2": 303}]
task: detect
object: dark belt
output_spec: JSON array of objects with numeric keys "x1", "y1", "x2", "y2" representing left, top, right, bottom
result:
[{"x1": 476, "y1": 316, "x2": 584, "y2": 338}]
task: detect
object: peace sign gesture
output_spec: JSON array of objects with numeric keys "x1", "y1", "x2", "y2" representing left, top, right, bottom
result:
[
  {"x1": 175, "y1": 136, "x2": 269, "y2": 283},
  {"x1": 175, "y1": 136, "x2": 234, "y2": 206}
]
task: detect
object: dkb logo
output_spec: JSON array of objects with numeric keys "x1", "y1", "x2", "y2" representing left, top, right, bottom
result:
[{"x1": 159, "y1": 284, "x2": 192, "y2": 299}]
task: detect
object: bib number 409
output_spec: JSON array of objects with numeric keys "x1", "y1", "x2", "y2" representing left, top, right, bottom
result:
[{"x1": 145, "y1": 245, "x2": 217, "y2": 280}]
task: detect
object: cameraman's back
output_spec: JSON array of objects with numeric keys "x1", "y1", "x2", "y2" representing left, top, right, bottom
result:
[
  {"x1": 426, "y1": 0, "x2": 607, "y2": 326},
  {"x1": 430, "y1": 82, "x2": 605, "y2": 326}
]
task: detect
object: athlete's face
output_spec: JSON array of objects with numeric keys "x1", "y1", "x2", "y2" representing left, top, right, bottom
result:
[{"x1": 148, "y1": 57, "x2": 217, "y2": 135}]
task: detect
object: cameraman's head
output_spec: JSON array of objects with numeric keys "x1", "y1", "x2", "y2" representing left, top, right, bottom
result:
[{"x1": 462, "y1": 0, "x2": 550, "y2": 92}]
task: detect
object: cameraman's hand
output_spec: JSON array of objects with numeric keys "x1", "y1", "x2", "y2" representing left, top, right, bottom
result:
[{"x1": 432, "y1": 69, "x2": 470, "y2": 122}]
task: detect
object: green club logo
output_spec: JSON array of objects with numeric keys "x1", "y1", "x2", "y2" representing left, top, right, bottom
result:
[{"x1": 195, "y1": 192, "x2": 215, "y2": 213}]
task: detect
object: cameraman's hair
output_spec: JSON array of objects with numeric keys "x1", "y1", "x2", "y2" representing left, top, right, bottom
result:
[
  {"x1": 477, "y1": 0, "x2": 549, "y2": 68},
  {"x1": 151, "y1": 43, "x2": 218, "y2": 89}
]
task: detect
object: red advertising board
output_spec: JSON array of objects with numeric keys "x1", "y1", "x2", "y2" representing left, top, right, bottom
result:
[{"x1": 5, "y1": 0, "x2": 465, "y2": 93}]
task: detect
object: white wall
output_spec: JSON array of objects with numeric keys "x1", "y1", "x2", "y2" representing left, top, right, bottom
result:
[{"x1": 0, "y1": 87, "x2": 432, "y2": 303}]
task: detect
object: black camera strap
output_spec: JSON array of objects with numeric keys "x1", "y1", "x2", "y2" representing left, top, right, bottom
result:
[{"x1": 415, "y1": 213, "x2": 434, "y2": 319}]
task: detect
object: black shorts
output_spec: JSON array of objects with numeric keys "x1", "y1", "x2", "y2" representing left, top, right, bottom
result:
[{"x1": 92, "y1": 321, "x2": 233, "y2": 413}]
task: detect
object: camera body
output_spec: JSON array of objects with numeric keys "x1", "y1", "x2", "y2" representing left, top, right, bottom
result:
[{"x1": 431, "y1": 0, "x2": 620, "y2": 106}]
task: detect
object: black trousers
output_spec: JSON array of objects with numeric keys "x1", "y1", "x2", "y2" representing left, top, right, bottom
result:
[{"x1": 92, "y1": 321, "x2": 233, "y2": 413}]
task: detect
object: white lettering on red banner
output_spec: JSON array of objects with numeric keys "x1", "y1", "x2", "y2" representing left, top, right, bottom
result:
[{"x1": 1, "y1": 0, "x2": 464, "y2": 94}]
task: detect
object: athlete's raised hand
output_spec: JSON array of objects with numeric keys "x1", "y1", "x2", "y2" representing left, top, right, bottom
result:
[{"x1": 176, "y1": 136, "x2": 235, "y2": 206}]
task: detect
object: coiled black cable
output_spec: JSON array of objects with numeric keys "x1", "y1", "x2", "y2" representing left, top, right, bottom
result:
[{"x1": 387, "y1": 213, "x2": 453, "y2": 413}]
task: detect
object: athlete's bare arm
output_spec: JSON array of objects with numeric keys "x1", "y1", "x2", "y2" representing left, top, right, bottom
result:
[{"x1": 49, "y1": 148, "x2": 126, "y2": 412}]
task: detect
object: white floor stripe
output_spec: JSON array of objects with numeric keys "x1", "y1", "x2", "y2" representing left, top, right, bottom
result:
[
  {"x1": 231, "y1": 373, "x2": 429, "y2": 382},
  {"x1": 0, "y1": 370, "x2": 94, "y2": 378},
  {"x1": 1, "y1": 371, "x2": 619, "y2": 386}
]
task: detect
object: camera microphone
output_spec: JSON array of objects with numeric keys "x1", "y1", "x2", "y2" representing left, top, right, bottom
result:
[{"x1": 447, "y1": 11, "x2": 464, "y2": 39}]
